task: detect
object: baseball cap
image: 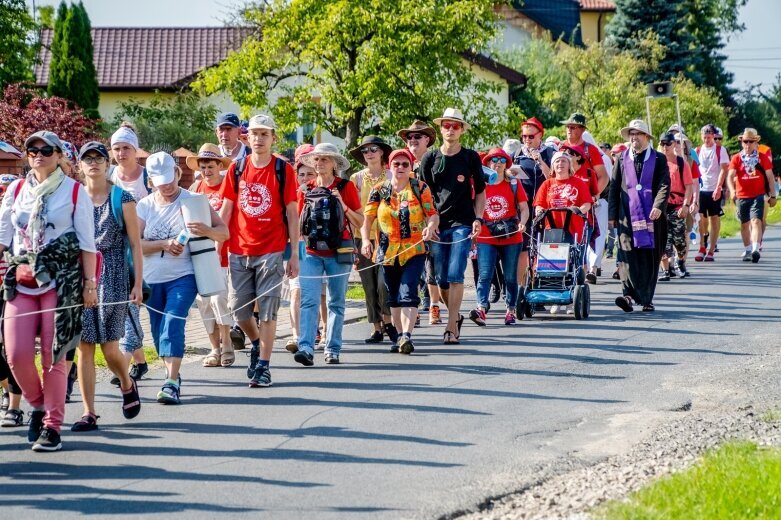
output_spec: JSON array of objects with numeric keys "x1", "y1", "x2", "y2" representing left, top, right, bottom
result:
[
  {"x1": 24, "y1": 131, "x2": 64, "y2": 152},
  {"x1": 146, "y1": 152, "x2": 177, "y2": 186},
  {"x1": 78, "y1": 141, "x2": 110, "y2": 160},
  {"x1": 247, "y1": 114, "x2": 276, "y2": 131},
  {"x1": 215, "y1": 113, "x2": 241, "y2": 129}
]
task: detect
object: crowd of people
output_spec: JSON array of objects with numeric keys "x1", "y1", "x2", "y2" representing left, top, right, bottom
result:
[{"x1": 0, "y1": 107, "x2": 776, "y2": 452}]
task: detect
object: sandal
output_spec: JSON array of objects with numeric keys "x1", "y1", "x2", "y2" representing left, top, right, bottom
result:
[
  {"x1": 642, "y1": 303, "x2": 655, "y2": 312},
  {"x1": 443, "y1": 331, "x2": 460, "y2": 345},
  {"x1": 71, "y1": 412, "x2": 99, "y2": 432},
  {"x1": 221, "y1": 349, "x2": 235, "y2": 367},
  {"x1": 121, "y1": 379, "x2": 141, "y2": 419},
  {"x1": 614, "y1": 296, "x2": 634, "y2": 313},
  {"x1": 202, "y1": 349, "x2": 221, "y2": 367}
]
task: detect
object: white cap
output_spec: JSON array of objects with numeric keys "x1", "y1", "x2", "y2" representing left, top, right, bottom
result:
[
  {"x1": 146, "y1": 152, "x2": 177, "y2": 187},
  {"x1": 247, "y1": 114, "x2": 276, "y2": 131}
]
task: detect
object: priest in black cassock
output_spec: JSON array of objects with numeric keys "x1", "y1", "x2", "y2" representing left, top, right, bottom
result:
[{"x1": 608, "y1": 119, "x2": 670, "y2": 312}]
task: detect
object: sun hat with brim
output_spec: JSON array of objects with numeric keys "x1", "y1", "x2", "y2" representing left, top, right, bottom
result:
[
  {"x1": 387, "y1": 149, "x2": 416, "y2": 166},
  {"x1": 78, "y1": 141, "x2": 110, "y2": 161},
  {"x1": 300, "y1": 143, "x2": 351, "y2": 172},
  {"x1": 482, "y1": 147, "x2": 512, "y2": 166},
  {"x1": 560, "y1": 112, "x2": 588, "y2": 128},
  {"x1": 619, "y1": 119, "x2": 654, "y2": 141},
  {"x1": 674, "y1": 133, "x2": 692, "y2": 147},
  {"x1": 186, "y1": 143, "x2": 232, "y2": 171},
  {"x1": 739, "y1": 128, "x2": 761, "y2": 142},
  {"x1": 397, "y1": 120, "x2": 437, "y2": 144},
  {"x1": 24, "y1": 130, "x2": 64, "y2": 152},
  {"x1": 433, "y1": 107, "x2": 471, "y2": 131},
  {"x1": 294, "y1": 143, "x2": 315, "y2": 170},
  {"x1": 349, "y1": 135, "x2": 393, "y2": 165},
  {"x1": 146, "y1": 152, "x2": 177, "y2": 187}
]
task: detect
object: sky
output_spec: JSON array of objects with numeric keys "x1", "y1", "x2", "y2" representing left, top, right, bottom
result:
[{"x1": 32, "y1": 0, "x2": 781, "y2": 92}]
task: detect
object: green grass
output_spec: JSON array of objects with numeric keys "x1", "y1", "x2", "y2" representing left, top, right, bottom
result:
[
  {"x1": 718, "y1": 199, "x2": 781, "y2": 238},
  {"x1": 35, "y1": 345, "x2": 159, "y2": 371},
  {"x1": 761, "y1": 410, "x2": 781, "y2": 424},
  {"x1": 596, "y1": 442, "x2": 781, "y2": 519},
  {"x1": 345, "y1": 282, "x2": 366, "y2": 300}
]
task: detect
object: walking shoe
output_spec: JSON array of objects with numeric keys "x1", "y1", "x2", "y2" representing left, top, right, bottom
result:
[
  {"x1": 315, "y1": 340, "x2": 326, "y2": 351},
  {"x1": 469, "y1": 308, "x2": 486, "y2": 326},
  {"x1": 398, "y1": 335, "x2": 414, "y2": 355},
  {"x1": 1, "y1": 409, "x2": 24, "y2": 427},
  {"x1": 249, "y1": 365, "x2": 273, "y2": 387},
  {"x1": 129, "y1": 362, "x2": 149, "y2": 381},
  {"x1": 751, "y1": 250, "x2": 760, "y2": 263},
  {"x1": 489, "y1": 284, "x2": 501, "y2": 303},
  {"x1": 230, "y1": 326, "x2": 246, "y2": 350},
  {"x1": 668, "y1": 267, "x2": 677, "y2": 279},
  {"x1": 247, "y1": 346, "x2": 259, "y2": 378},
  {"x1": 156, "y1": 381, "x2": 181, "y2": 405},
  {"x1": 429, "y1": 305, "x2": 442, "y2": 325},
  {"x1": 504, "y1": 310, "x2": 516, "y2": 326},
  {"x1": 550, "y1": 305, "x2": 562, "y2": 315},
  {"x1": 658, "y1": 271, "x2": 670, "y2": 282},
  {"x1": 741, "y1": 249, "x2": 751, "y2": 261},
  {"x1": 364, "y1": 330, "x2": 384, "y2": 344},
  {"x1": 596, "y1": 268, "x2": 602, "y2": 277},
  {"x1": 704, "y1": 252, "x2": 715, "y2": 262},
  {"x1": 294, "y1": 350, "x2": 314, "y2": 367},
  {"x1": 677, "y1": 259, "x2": 690, "y2": 278},
  {"x1": 324, "y1": 353, "x2": 340, "y2": 364},
  {"x1": 383, "y1": 323, "x2": 399, "y2": 344},
  {"x1": 586, "y1": 272, "x2": 597, "y2": 284},
  {"x1": 0, "y1": 390, "x2": 8, "y2": 413},
  {"x1": 421, "y1": 296, "x2": 430, "y2": 310},
  {"x1": 32, "y1": 427, "x2": 62, "y2": 452},
  {"x1": 27, "y1": 410, "x2": 45, "y2": 444},
  {"x1": 285, "y1": 338, "x2": 298, "y2": 353},
  {"x1": 694, "y1": 247, "x2": 706, "y2": 262}
]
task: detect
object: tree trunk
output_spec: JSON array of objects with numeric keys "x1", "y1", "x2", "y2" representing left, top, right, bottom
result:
[{"x1": 344, "y1": 106, "x2": 365, "y2": 151}]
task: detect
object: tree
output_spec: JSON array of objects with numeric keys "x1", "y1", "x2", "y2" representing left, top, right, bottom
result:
[
  {"x1": 109, "y1": 92, "x2": 219, "y2": 152},
  {"x1": 38, "y1": 5, "x2": 55, "y2": 28},
  {"x1": 733, "y1": 78, "x2": 781, "y2": 171},
  {"x1": 47, "y1": 1, "x2": 99, "y2": 118},
  {"x1": 502, "y1": 38, "x2": 729, "y2": 145},
  {"x1": 0, "y1": 0, "x2": 38, "y2": 90},
  {"x1": 194, "y1": 0, "x2": 520, "y2": 149},
  {"x1": 0, "y1": 83, "x2": 99, "y2": 149}
]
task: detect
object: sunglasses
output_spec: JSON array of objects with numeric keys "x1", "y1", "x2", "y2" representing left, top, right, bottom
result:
[
  {"x1": 714, "y1": 137, "x2": 723, "y2": 141},
  {"x1": 81, "y1": 155, "x2": 107, "y2": 165},
  {"x1": 391, "y1": 161, "x2": 410, "y2": 168},
  {"x1": 660, "y1": 142, "x2": 673, "y2": 147},
  {"x1": 441, "y1": 122, "x2": 462, "y2": 130},
  {"x1": 406, "y1": 133, "x2": 425, "y2": 141},
  {"x1": 490, "y1": 157, "x2": 507, "y2": 164},
  {"x1": 521, "y1": 133, "x2": 538, "y2": 139},
  {"x1": 741, "y1": 139, "x2": 757, "y2": 144},
  {"x1": 27, "y1": 145, "x2": 56, "y2": 157},
  {"x1": 360, "y1": 145, "x2": 380, "y2": 154}
]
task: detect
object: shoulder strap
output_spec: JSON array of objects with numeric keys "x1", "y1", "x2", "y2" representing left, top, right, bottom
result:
[
  {"x1": 110, "y1": 185, "x2": 125, "y2": 233},
  {"x1": 409, "y1": 178, "x2": 424, "y2": 208},
  {"x1": 233, "y1": 157, "x2": 247, "y2": 194},
  {"x1": 336, "y1": 178, "x2": 349, "y2": 191},
  {"x1": 142, "y1": 167, "x2": 151, "y2": 194},
  {"x1": 13, "y1": 179, "x2": 24, "y2": 200},
  {"x1": 275, "y1": 157, "x2": 289, "y2": 228},
  {"x1": 355, "y1": 171, "x2": 364, "y2": 192},
  {"x1": 676, "y1": 156, "x2": 685, "y2": 183},
  {"x1": 71, "y1": 182, "x2": 79, "y2": 218}
]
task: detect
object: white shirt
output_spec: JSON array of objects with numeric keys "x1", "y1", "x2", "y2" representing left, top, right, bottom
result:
[
  {"x1": 0, "y1": 176, "x2": 96, "y2": 295},
  {"x1": 137, "y1": 189, "x2": 195, "y2": 284},
  {"x1": 110, "y1": 166, "x2": 149, "y2": 202},
  {"x1": 697, "y1": 144, "x2": 729, "y2": 191}
]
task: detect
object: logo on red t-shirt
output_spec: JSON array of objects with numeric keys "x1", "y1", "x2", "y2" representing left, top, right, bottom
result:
[
  {"x1": 239, "y1": 181, "x2": 273, "y2": 217},
  {"x1": 486, "y1": 195, "x2": 510, "y2": 220},
  {"x1": 551, "y1": 183, "x2": 580, "y2": 206}
]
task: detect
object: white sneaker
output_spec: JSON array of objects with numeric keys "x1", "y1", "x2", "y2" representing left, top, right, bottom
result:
[
  {"x1": 741, "y1": 248, "x2": 750, "y2": 259},
  {"x1": 550, "y1": 305, "x2": 560, "y2": 315}
]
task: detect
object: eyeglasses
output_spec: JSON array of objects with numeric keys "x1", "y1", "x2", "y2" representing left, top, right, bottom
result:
[
  {"x1": 360, "y1": 145, "x2": 380, "y2": 154},
  {"x1": 628, "y1": 131, "x2": 644, "y2": 137},
  {"x1": 81, "y1": 156, "x2": 107, "y2": 165},
  {"x1": 440, "y1": 122, "x2": 462, "y2": 131},
  {"x1": 406, "y1": 133, "x2": 425, "y2": 141},
  {"x1": 391, "y1": 161, "x2": 410, "y2": 168},
  {"x1": 27, "y1": 145, "x2": 55, "y2": 157},
  {"x1": 521, "y1": 133, "x2": 538, "y2": 139},
  {"x1": 490, "y1": 157, "x2": 507, "y2": 164}
]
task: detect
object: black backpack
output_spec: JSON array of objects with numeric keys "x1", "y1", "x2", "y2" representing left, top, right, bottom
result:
[{"x1": 300, "y1": 178, "x2": 349, "y2": 251}]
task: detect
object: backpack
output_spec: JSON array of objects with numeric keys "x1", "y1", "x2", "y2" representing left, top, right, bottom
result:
[
  {"x1": 377, "y1": 178, "x2": 424, "y2": 208},
  {"x1": 300, "y1": 178, "x2": 349, "y2": 251},
  {"x1": 109, "y1": 185, "x2": 150, "y2": 301},
  {"x1": 108, "y1": 165, "x2": 151, "y2": 195}
]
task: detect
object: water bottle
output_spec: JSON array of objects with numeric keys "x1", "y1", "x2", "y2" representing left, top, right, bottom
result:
[
  {"x1": 175, "y1": 228, "x2": 190, "y2": 246},
  {"x1": 690, "y1": 214, "x2": 700, "y2": 246},
  {"x1": 322, "y1": 198, "x2": 330, "y2": 221}
]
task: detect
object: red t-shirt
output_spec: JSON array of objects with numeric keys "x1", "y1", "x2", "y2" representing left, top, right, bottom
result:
[
  {"x1": 220, "y1": 158, "x2": 298, "y2": 257},
  {"x1": 297, "y1": 178, "x2": 362, "y2": 257},
  {"x1": 533, "y1": 176, "x2": 591, "y2": 237},
  {"x1": 195, "y1": 178, "x2": 229, "y2": 267},
  {"x1": 477, "y1": 179, "x2": 527, "y2": 246},
  {"x1": 730, "y1": 153, "x2": 772, "y2": 199},
  {"x1": 667, "y1": 158, "x2": 693, "y2": 207}
]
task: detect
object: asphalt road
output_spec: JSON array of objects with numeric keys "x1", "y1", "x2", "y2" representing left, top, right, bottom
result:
[{"x1": 2, "y1": 227, "x2": 779, "y2": 519}]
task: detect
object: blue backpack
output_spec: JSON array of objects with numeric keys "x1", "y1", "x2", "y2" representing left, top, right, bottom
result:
[{"x1": 109, "y1": 186, "x2": 150, "y2": 301}]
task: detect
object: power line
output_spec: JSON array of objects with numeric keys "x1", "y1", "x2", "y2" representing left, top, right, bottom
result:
[{"x1": 725, "y1": 58, "x2": 781, "y2": 62}]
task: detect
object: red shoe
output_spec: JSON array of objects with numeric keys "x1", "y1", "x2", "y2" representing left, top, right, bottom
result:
[
  {"x1": 704, "y1": 252, "x2": 715, "y2": 262},
  {"x1": 694, "y1": 247, "x2": 706, "y2": 262}
]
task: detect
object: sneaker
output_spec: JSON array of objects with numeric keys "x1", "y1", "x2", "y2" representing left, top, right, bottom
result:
[
  {"x1": 586, "y1": 272, "x2": 597, "y2": 284},
  {"x1": 504, "y1": 310, "x2": 516, "y2": 326},
  {"x1": 677, "y1": 259, "x2": 690, "y2": 278},
  {"x1": 285, "y1": 338, "x2": 299, "y2": 353},
  {"x1": 668, "y1": 267, "x2": 677, "y2": 279},
  {"x1": 429, "y1": 305, "x2": 442, "y2": 325},
  {"x1": 294, "y1": 350, "x2": 314, "y2": 367},
  {"x1": 694, "y1": 247, "x2": 706, "y2": 262},
  {"x1": 383, "y1": 323, "x2": 399, "y2": 344},
  {"x1": 704, "y1": 252, "x2": 715, "y2": 262},
  {"x1": 156, "y1": 382, "x2": 181, "y2": 405},
  {"x1": 1, "y1": 409, "x2": 24, "y2": 427},
  {"x1": 469, "y1": 308, "x2": 486, "y2": 326},
  {"x1": 249, "y1": 365, "x2": 273, "y2": 387},
  {"x1": 658, "y1": 271, "x2": 670, "y2": 282},
  {"x1": 550, "y1": 305, "x2": 561, "y2": 315},
  {"x1": 389, "y1": 341, "x2": 400, "y2": 353},
  {"x1": 129, "y1": 362, "x2": 148, "y2": 381},
  {"x1": 421, "y1": 296, "x2": 431, "y2": 310},
  {"x1": 0, "y1": 391, "x2": 8, "y2": 414},
  {"x1": 398, "y1": 335, "x2": 415, "y2": 355},
  {"x1": 751, "y1": 250, "x2": 760, "y2": 263},
  {"x1": 324, "y1": 353, "x2": 340, "y2": 364},
  {"x1": 247, "y1": 346, "x2": 259, "y2": 378},
  {"x1": 27, "y1": 410, "x2": 45, "y2": 444},
  {"x1": 606, "y1": 251, "x2": 613, "y2": 259},
  {"x1": 315, "y1": 341, "x2": 326, "y2": 352},
  {"x1": 230, "y1": 326, "x2": 246, "y2": 350},
  {"x1": 364, "y1": 330, "x2": 384, "y2": 344},
  {"x1": 32, "y1": 427, "x2": 62, "y2": 452},
  {"x1": 489, "y1": 284, "x2": 501, "y2": 303},
  {"x1": 741, "y1": 249, "x2": 751, "y2": 261}
]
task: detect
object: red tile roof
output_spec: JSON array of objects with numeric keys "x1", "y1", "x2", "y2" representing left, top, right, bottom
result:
[
  {"x1": 579, "y1": 0, "x2": 616, "y2": 11},
  {"x1": 34, "y1": 27, "x2": 250, "y2": 90}
]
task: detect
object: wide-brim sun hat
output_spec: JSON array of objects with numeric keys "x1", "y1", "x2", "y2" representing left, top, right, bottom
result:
[
  {"x1": 294, "y1": 143, "x2": 315, "y2": 170},
  {"x1": 349, "y1": 135, "x2": 393, "y2": 165},
  {"x1": 186, "y1": 143, "x2": 232, "y2": 171},
  {"x1": 619, "y1": 119, "x2": 654, "y2": 141},
  {"x1": 482, "y1": 147, "x2": 512, "y2": 166},
  {"x1": 433, "y1": 107, "x2": 471, "y2": 131},
  {"x1": 560, "y1": 112, "x2": 588, "y2": 128},
  {"x1": 739, "y1": 128, "x2": 761, "y2": 142},
  {"x1": 397, "y1": 120, "x2": 437, "y2": 144},
  {"x1": 300, "y1": 143, "x2": 351, "y2": 172}
]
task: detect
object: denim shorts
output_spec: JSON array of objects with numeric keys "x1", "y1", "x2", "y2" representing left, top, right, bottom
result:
[{"x1": 430, "y1": 225, "x2": 472, "y2": 289}]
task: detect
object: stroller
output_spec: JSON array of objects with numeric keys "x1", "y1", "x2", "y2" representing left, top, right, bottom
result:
[{"x1": 519, "y1": 207, "x2": 591, "y2": 320}]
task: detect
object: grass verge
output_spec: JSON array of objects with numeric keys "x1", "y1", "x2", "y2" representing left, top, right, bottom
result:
[
  {"x1": 36, "y1": 345, "x2": 159, "y2": 371},
  {"x1": 596, "y1": 442, "x2": 781, "y2": 519},
  {"x1": 346, "y1": 282, "x2": 366, "y2": 300},
  {"x1": 718, "y1": 199, "x2": 781, "y2": 238}
]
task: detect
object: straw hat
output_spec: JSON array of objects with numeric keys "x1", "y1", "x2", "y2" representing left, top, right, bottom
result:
[
  {"x1": 738, "y1": 128, "x2": 761, "y2": 142},
  {"x1": 186, "y1": 143, "x2": 232, "y2": 171},
  {"x1": 300, "y1": 143, "x2": 351, "y2": 172},
  {"x1": 619, "y1": 119, "x2": 654, "y2": 141},
  {"x1": 433, "y1": 108, "x2": 471, "y2": 131}
]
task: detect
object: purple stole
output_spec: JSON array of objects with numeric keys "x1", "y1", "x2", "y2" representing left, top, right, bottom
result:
[{"x1": 622, "y1": 148, "x2": 655, "y2": 249}]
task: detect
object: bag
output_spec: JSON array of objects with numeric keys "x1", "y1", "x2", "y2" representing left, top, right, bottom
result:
[
  {"x1": 110, "y1": 185, "x2": 151, "y2": 302},
  {"x1": 300, "y1": 179, "x2": 349, "y2": 252},
  {"x1": 486, "y1": 218, "x2": 520, "y2": 239},
  {"x1": 234, "y1": 155, "x2": 292, "y2": 260}
]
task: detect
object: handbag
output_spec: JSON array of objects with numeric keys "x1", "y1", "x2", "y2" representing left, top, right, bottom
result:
[{"x1": 486, "y1": 218, "x2": 520, "y2": 239}]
